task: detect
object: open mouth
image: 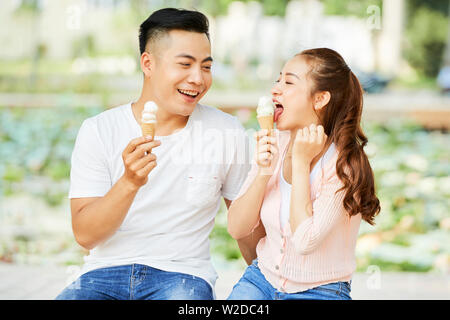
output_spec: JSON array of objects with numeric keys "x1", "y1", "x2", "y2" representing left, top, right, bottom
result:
[
  {"x1": 177, "y1": 89, "x2": 200, "y2": 99},
  {"x1": 274, "y1": 103, "x2": 284, "y2": 122}
]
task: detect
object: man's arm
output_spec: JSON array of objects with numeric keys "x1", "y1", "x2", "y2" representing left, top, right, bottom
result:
[
  {"x1": 72, "y1": 136, "x2": 160, "y2": 250},
  {"x1": 224, "y1": 198, "x2": 266, "y2": 266},
  {"x1": 71, "y1": 177, "x2": 139, "y2": 250}
]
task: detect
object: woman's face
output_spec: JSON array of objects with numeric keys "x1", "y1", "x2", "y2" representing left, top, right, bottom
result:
[{"x1": 271, "y1": 56, "x2": 320, "y2": 131}]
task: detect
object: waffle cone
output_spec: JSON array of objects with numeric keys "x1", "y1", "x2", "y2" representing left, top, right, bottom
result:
[
  {"x1": 141, "y1": 123, "x2": 155, "y2": 138},
  {"x1": 257, "y1": 115, "x2": 274, "y2": 135}
]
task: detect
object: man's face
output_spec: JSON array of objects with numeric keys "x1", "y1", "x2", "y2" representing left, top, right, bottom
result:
[{"x1": 147, "y1": 30, "x2": 212, "y2": 116}]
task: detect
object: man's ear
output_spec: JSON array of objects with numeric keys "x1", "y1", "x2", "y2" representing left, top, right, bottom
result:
[
  {"x1": 140, "y1": 51, "x2": 153, "y2": 78},
  {"x1": 314, "y1": 91, "x2": 330, "y2": 111}
]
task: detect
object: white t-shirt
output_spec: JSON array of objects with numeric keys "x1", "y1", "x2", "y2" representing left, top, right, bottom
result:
[
  {"x1": 279, "y1": 143, "x2": 336, "y2": 228},
  {"x1": 69, "y1": 102, "x2": 251, "y2": 293}
]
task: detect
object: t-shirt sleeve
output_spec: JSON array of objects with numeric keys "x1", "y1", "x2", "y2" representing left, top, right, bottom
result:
[
  {"x1": 221, "y1": 119, "x2": 252, "y2": 201},
  {"x1": 68, "y1": 118, "x2": 111, "y2": 199}
]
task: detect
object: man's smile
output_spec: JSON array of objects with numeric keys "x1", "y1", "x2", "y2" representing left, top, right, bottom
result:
[{"x1": 177, "y1": 88, "x2": 200, "y2": 98}]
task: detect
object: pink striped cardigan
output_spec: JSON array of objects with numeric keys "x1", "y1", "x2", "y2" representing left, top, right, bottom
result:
[{"x1": 234, "y1": 129, "x2": 362, "y2": 293}]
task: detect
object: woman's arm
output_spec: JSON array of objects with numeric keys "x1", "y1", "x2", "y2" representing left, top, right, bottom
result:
[
  {"x1": 227, "y1": 172, "x2": 271, "y2": 239},
  {"x1": 289, "y1": 161, "x2": 313, "y2": 233},
  {"x1": 290, "y1": 177, "x2": 346, "y2": 255},
  {"x1": 224, "y1": 198, "x2": 266, "y2": 265},
  {"x1": 289, "y1": 124, "x2": 327, "y2": 235},
  {"x1": 227, "y1": 130, "x2": 277, "y2": 240},
  {"x1": 225, "y1": 199, "x2": 266, "y2": 265},
  {"x1": 289, "y1": 124, "x2": 347, "y2": 254},
  {"x1": 237, "y1": 223, "x2": 266, "y2": 265}
]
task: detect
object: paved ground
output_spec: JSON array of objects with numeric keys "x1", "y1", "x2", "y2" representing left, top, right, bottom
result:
[{"x1": 0, "y1": 263, "x2": 448, "y2": 300}]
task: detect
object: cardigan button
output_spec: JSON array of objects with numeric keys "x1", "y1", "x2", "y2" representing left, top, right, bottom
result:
[{"x1": 275, "y1": 265, "x2": 280, "y2": 270}]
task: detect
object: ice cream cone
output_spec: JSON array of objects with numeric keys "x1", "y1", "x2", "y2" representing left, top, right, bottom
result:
[
  {"x1": 141, "y1": 122, "x2": 155, "y2": 138},
  {"x1": 141, "y1": 101, "x2": 158, "y2": 139},
  {"x1": 256, "y1": 96, "x2": 275, "y2": 136},
  {"x1": 257, "y1": 115, "x2": 274, "y2": 136}
]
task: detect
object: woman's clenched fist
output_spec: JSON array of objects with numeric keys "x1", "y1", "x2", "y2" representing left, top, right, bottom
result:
[{"x1": 293, "y1": 123, "x2": 327, "y2": 166}]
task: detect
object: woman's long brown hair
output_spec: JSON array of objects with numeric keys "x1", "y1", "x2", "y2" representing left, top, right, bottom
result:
[{"x1": 297, "y1": 48, "x2": 380, "y2": 225}]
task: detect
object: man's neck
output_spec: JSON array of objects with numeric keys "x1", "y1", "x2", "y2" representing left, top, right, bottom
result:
[{"x1": 132, "y1": 96, "x2": 190, "y2": 137}]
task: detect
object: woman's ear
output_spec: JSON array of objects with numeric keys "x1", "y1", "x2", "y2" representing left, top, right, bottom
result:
[
  {"x1": 140, "y1": 51, "x2": 153, "y2": 78},
  {"x1": 314, "y1": 91, "x2": 331, "y2": 111}
]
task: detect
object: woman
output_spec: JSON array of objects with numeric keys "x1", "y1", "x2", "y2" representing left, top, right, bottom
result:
[{"x1": 227, "y1": 48, "x2": 381, "y2": 300}]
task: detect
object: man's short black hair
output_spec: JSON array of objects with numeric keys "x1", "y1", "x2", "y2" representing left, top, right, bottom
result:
[{"x1": 139, "y1": 8, "x2": 210, "y2": 55}]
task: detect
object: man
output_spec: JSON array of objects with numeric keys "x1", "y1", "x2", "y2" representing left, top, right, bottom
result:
[{"x1": 56, "y1": 8, "x2": 250, "y2": 300}]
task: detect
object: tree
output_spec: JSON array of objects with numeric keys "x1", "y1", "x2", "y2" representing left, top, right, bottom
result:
[{"x1": 404, "y1": 4, "x2": 449, "y2": 77}]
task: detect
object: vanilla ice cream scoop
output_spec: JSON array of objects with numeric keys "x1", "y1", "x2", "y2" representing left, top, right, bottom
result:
[
  {"x1": 142, "y1": 112, "x2": 156, "y2": 123},
  {"x1": 256, "y1": 96, "x2": 275, "y2": 136},
  {"x1": 141, "y1": 101, "x2": 158, "y2": 138},
  {"x1": 256, "y1": 96, "x2": 275, "y2": 117},
  {"x1": 142, "y1": 101, "x2": 158, "y2": 123}
]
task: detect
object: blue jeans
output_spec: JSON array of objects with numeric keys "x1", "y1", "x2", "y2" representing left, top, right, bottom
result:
[
  {"x1": 227, "y1": 259, "x2": 352, "y2": 300},
  {"x1": 55, "y1": 264, "x2": 213, "y2": 300}
]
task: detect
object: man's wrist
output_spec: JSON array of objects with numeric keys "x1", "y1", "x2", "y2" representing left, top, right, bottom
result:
[{"x1": 118, "y1": 176, "x2": 140, "y2": 193}]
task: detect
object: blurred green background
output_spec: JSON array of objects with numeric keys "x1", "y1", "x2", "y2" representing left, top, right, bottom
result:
[{"x1": 0, "y1": 0, "x2": 449, "y2": 275}]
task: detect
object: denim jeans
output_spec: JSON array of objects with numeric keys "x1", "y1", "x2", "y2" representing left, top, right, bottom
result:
[
  {"x1": 55, "y1": 264, "x2": 213, "y2": 300},
  {"x1": 227, "y1": 259, "x2": 352, "y2": 300}
]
